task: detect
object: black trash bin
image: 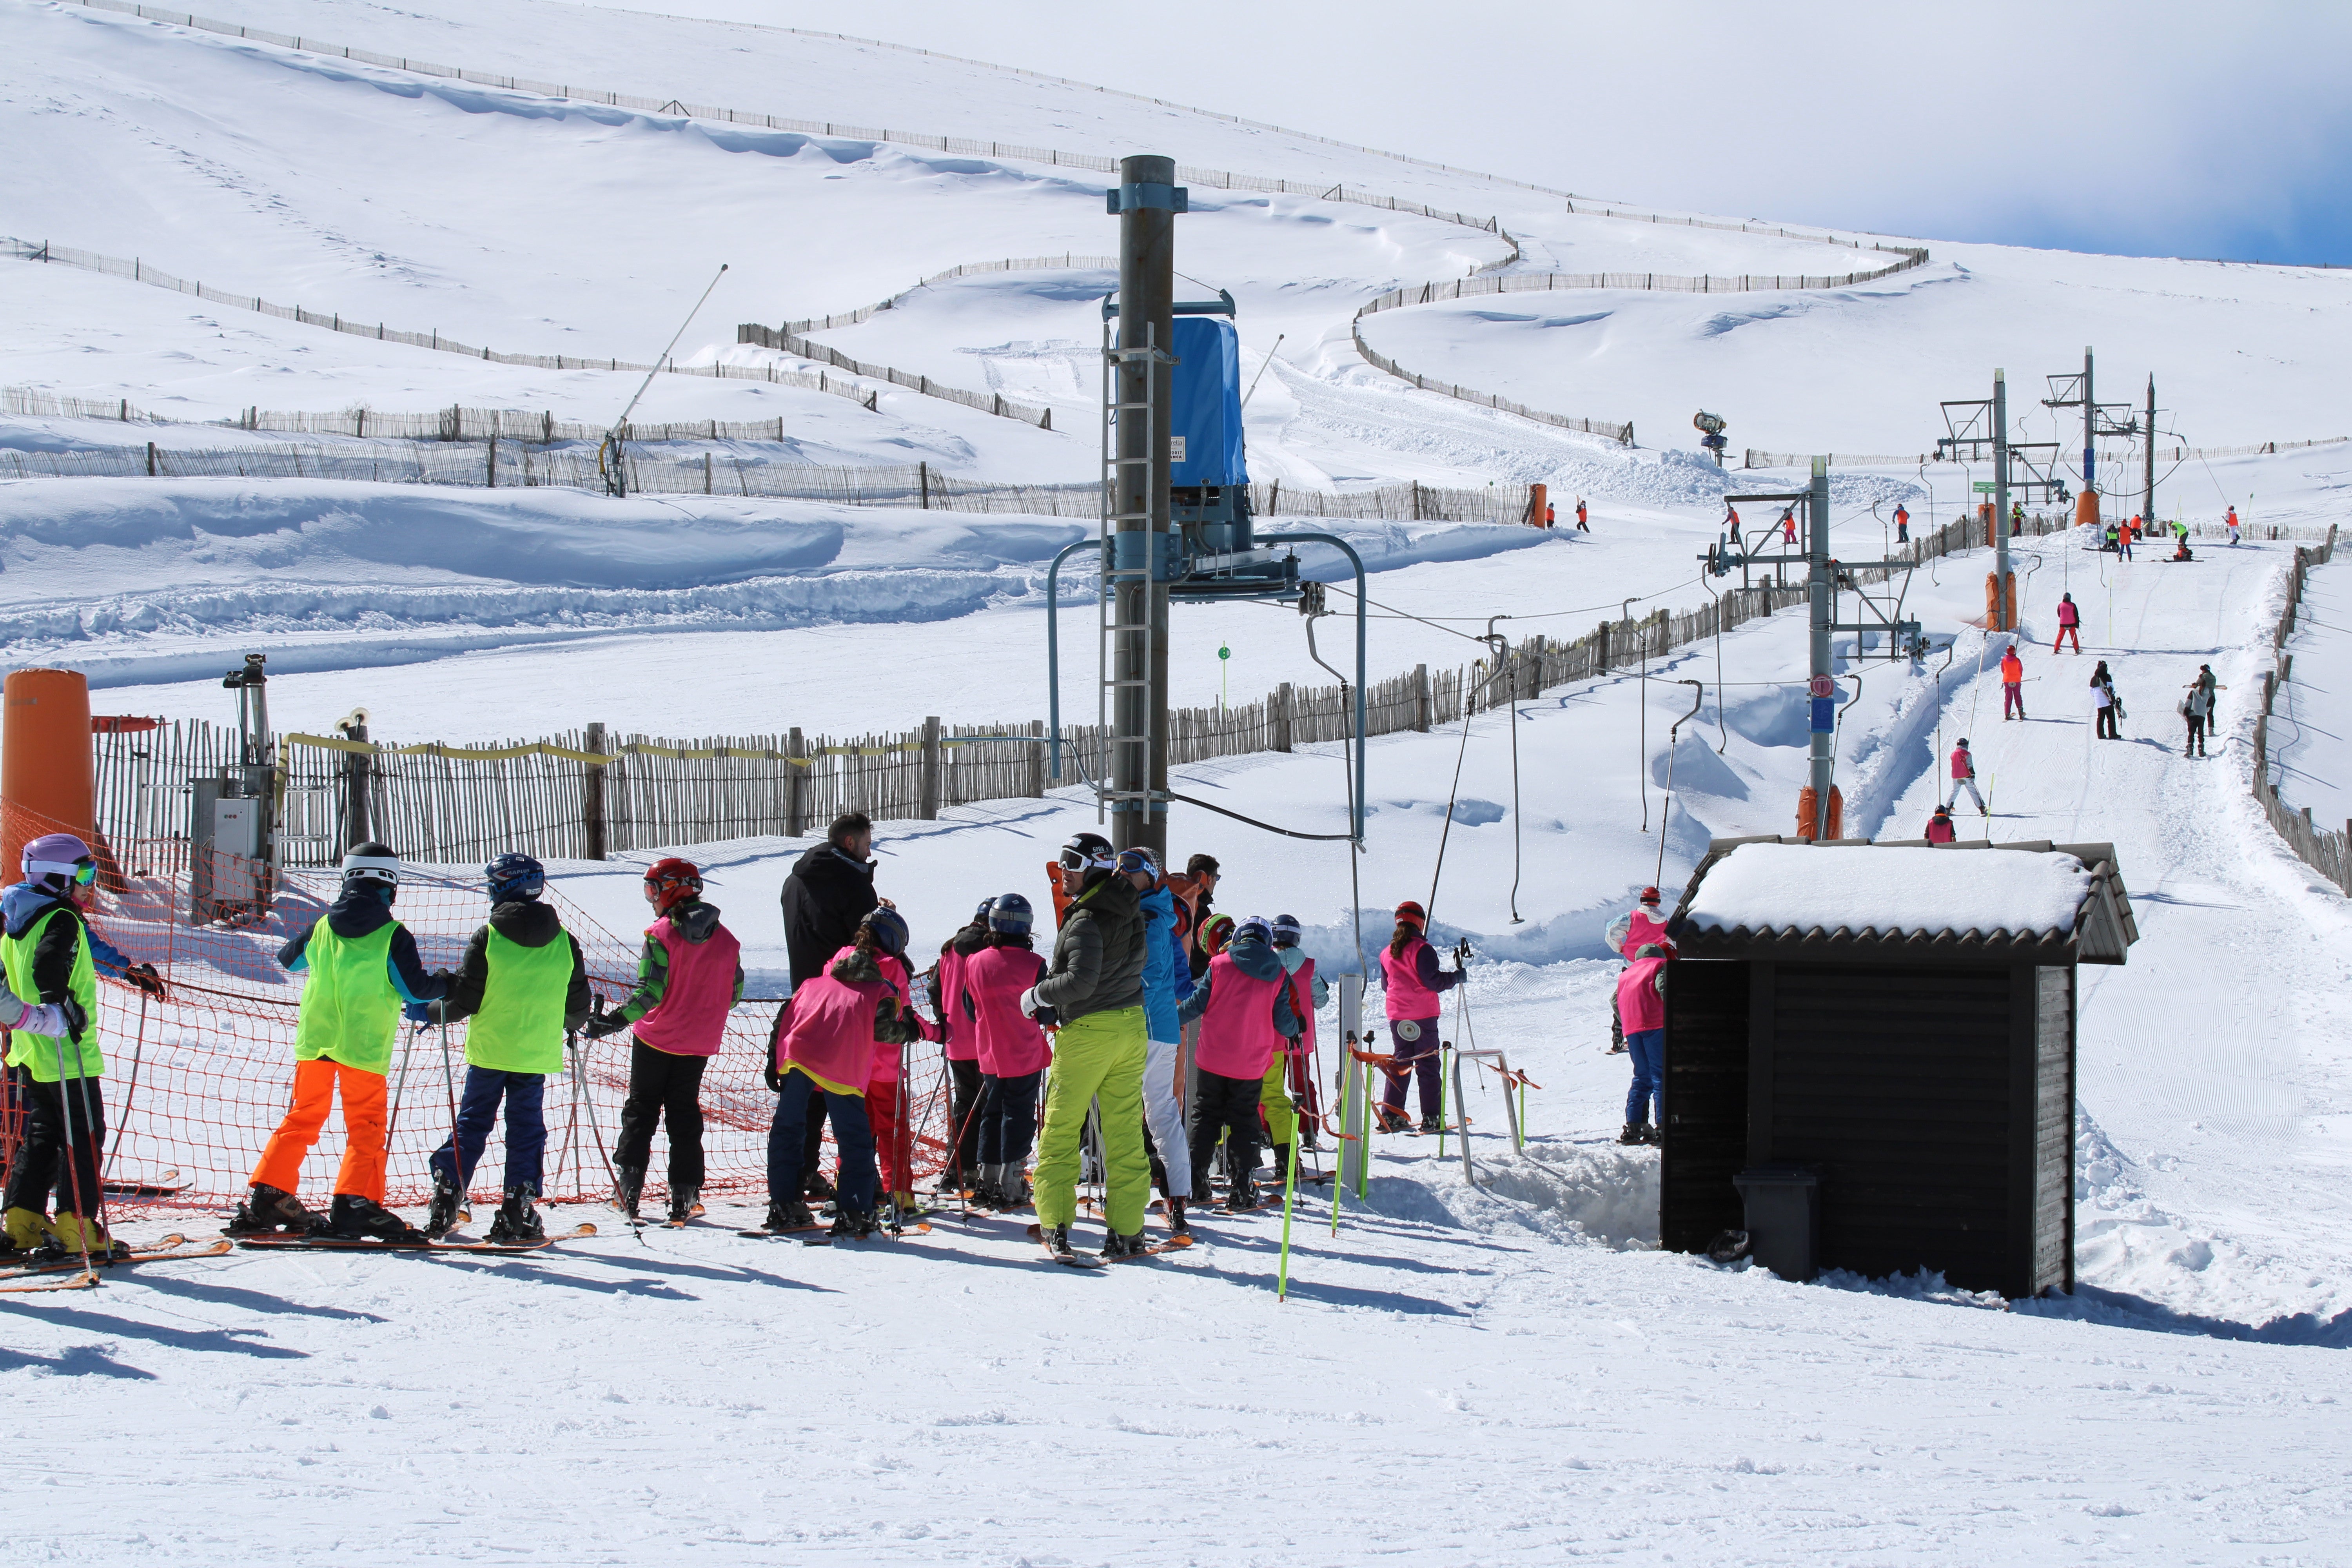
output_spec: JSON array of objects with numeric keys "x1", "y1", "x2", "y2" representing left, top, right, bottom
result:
[{"x1": 1732, "y1": 1165, "x2": 1819, "y2": 1282}]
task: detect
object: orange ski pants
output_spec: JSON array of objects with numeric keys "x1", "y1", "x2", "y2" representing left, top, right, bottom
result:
[{"x1": 251, "y1": 1058, "x2": 388, "y2": 1202}]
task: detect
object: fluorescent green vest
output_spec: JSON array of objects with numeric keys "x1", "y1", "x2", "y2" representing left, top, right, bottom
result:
[
  {"x1": 2, "y1": 904, "x2": 102, "y2": 1083},
  {"x1": 292, "y1": 919, "x2": 403, "y2": 1076},
  {"x1": 462, "y1": 926, "x2": 570, "y2": 1076}
]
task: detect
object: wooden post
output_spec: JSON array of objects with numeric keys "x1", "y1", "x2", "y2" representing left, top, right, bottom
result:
[
  {"x1": 581, "y1": 721, "x2": 608, "y2": 862},
  {"x1": 920, "y1": 716, "x2": 942, "y2": 819},
  {"x1": 1596, "y1": 620, "x2": 1611, "y2": 674},
  {"x1": 1273, "y1": 683, "x2": 1293, "y2": 752},
  {"x1": 1414, "y1": 664, "x2": 1430, "y2": 732},
  {"x1": 486, "y1": 431, "x2": 497, "y2": 488},
  {"x1": 1026, "y1": 719, "x2": 1045, "y2": 797},
  {"x1": 786, "y1": 726, "x2": 808, "y2": 838}
]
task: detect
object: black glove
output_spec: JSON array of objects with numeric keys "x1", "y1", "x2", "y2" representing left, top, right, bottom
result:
[
  {"x1": 58, "y1": 996, "x2": 89, "y2": 1042},
  {"x1": 581, "y1": 1004, "x2": 630, "y2": 1040},
  {"x1": 762, "y1": 1058, "x2": 786, "y2": 1094},
  {"x1": 125, "y1": 962, "x2": 167, "y2": 1000}
]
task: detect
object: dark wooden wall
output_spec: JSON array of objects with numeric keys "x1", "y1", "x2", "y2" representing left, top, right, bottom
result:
[{"x1": 1661, "y1": 960, "x2": 1749, "y2": 1254}]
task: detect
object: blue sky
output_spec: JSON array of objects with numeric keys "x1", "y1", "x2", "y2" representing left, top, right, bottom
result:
[{"x1": 654, "y1": 0, "x2": 2351, "y2": 267}]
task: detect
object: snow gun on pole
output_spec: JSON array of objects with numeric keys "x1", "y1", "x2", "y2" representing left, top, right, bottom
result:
[{"x1": 599, "y1": 263, "x2": 728, "y2": 499}]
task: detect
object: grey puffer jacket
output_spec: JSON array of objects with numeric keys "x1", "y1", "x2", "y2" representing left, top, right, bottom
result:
[{"x1": 1033, "y1": 871, "x2": 1145, "y2": 1023}]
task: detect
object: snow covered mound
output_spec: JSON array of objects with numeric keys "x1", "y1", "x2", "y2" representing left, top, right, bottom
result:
[{"x1": 1680, "y1": 841, "x2": 2094, "y2": 938}]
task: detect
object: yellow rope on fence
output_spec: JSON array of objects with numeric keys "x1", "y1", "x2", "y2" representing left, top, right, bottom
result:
[{"x1": 282, "y1": 733, "x2": 932, "y2": 764}]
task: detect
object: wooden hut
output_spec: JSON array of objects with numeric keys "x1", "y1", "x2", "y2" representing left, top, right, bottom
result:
[{"x1": 1658, "y1": 836, "x2": 2138, "y2": 1297}]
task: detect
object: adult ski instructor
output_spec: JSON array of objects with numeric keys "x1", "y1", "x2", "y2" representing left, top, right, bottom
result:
[
  {"x1": 1024, "y1": 832, "x2": 1150, "y2": 1260},
  {"x1": 779, "y1": 811, "x2": 893, "y2": 1197}
]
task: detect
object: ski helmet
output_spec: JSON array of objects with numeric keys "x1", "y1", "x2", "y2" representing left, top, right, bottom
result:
[
  {"x1": 972, "y1": 896, "x2": 996, "y2": 924},
  {"x1": 861, "y1": 906, "x2": 910, "y2": 958},
  {"x1": 987, "y1": 893, "x2": 1034, "y2": 935},
  {"x1": 1115, "y1": 846, "x2": 1160, "y2": 880},
  {"x1": 1393, "y1": 900, "x2": 1427, "y2": 930},
  {"x1": 1199, "y1": 912, "x2": 1236, "y2": 956},
  {"x1": 485, "y1": 852, "x2": 545, "y2": 903},
  {"x1": 1956, "y1": 738, "x2": 1969, "y2": 748},
  {"x1": 1057, "y1": 831, "x2": 1116, "y2": 873},
  {"x1": 644, "y1": 857, "x2": 703, "y2": 915},
  {"x1": 1639, "y1": 886, "x2": 1662, "y2": 907},
  {"x1": 1235, "y1": 916, "x2": 1273, "y2": 946},
  {"x1": 1270, "y1": 914, "x2": 1303, "y2": 948},
  {"x1": 341, "y1": 842, "x2": 401, "y2": 895},
  {"x1": 1634, "y1": 943, "x2": 1669, "y2": 959},
  {"x1": 21, "y1": 832, "x2": 96, "y2": 892}
]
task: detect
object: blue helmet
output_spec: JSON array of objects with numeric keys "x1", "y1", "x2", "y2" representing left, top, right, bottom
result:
[
  {"x1": 1236, "y1": 916, "x2": 1273, "y2": 946},
  {"x1": 862, "y1": 906, "x2": 910, "y2": 958},
  {"x1": 485, "y1": 852, "x2": 545, "y2": 902},
  {"x1": 988, "y1": 893, "x2": 1034, "y2": 935},
  {"x1": 973, "y1": 896, "x2": 997, "y2": 924}
]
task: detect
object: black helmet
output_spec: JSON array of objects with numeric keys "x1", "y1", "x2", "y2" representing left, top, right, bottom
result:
[{"x1": 1057, "y1": 832, "x2": 1115, "y2": 873}]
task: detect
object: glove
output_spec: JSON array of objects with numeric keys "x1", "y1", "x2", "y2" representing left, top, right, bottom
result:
[
  {"x1": 123, "y1": 962, "x2": 167, "y2": 1000},
  {"x1": 1018, "y1": 987, "x2": 1042, "y2": 1019},
  {"x1": 1032, "y1": 1001, "x2": 1061, "y2": 1030},
  {"x1": 58, "y1": 996, "x2": 88, "y2": 1042},
  {"x1": 581, "y1": 1004, "x2": 630, "y2": 1040},
  {"x1": 403, "y1": 1000, "x2": 435, "y2": 1025},
  {"x1": 762, "y1": 1058, "x2": 786, "y2": 1094}
]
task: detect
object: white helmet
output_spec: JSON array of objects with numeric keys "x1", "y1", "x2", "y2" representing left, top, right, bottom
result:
[{"x1": 341, "y1": 841, "x2": 401, "y2": 889}]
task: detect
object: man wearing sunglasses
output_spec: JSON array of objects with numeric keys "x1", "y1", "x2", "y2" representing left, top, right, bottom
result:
[
  {"x1": 1023, "y1": 832, "x2": 1150, "y2": 1259},
  {"x1": 2, "y1": 833, "x2": 159, "y2": 1259}
]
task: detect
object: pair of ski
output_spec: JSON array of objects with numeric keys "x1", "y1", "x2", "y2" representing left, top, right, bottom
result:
[
  {"x1": 235, "y1": 1223, "x2": 598, "y2": 1256},
  {"x1": 1027, "y1": 1222, "x2": 1193, "y2": 1269},
  {"x1": 0, "y1": 1232, "x2": 234, "y2": 1294}
]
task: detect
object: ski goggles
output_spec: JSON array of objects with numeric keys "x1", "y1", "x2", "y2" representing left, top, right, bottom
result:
[
  {"x1": 1057, "y1": 842, "x2": 1116, "y2": 873},
  {"x1": 27, "y1": 857, "x2": 97, "y2": 887}
]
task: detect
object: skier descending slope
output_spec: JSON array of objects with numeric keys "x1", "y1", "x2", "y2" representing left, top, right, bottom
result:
[
  {"x1": 1178, "y1": 917, "x2": 1301, "y2": 1212},
  {"x1": 421, "y1": 854, "x2": 593, "y2": 1243},
  {"x1": 1375, "y1": 901, "x2": 1463, "y2": 1133},
  {"x1": 1119, "y1": 848, "x2": 1196, "y2": 1238},
  {"x1": 1616, "y1": 943, "x2": 1671, "y2": 1145},
  {"x1": 2, "y1": 833, "x2": 154, "y2": 1261},
  {"x1": 1024, "y1": 833, "x2": 1149, "y2": 1261},
  {"x1": 960, "y1": 894, "x2": 1050, "y2": 1210},
  {"x1": 762, "y1": 909, "x2": 927, "y2": 1238},
  {"x1": 929, "y1": 898, "x2": 995, "y2": 1193},
  {"x1": 587, "y1": 858, "x2": 743, "y2": 1224},
  {"x1": 238, "y1": 844, "x2": 450, "y2": 1242}
]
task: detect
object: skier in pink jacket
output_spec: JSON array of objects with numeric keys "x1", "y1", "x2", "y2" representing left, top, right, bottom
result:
[
  {"x1": 1616, "y1": 944, "x2": 1671, "y2": 1145},
  {"x1": 958, "y1": 894, "x2": 1051, "y2": 1210},
  {"x1": 1950, "y1": 738, "x2": 1986, "y2": 815}
]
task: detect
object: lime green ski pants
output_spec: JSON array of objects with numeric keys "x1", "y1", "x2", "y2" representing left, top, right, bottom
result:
[{"x1": 1032, "y1": 1005, "x2": 1149, "y2": 1234}]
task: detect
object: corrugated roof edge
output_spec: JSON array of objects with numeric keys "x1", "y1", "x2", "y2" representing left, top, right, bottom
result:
[{"x1": 1665, "y1": 836, "x2": 2137, "y2": 967}]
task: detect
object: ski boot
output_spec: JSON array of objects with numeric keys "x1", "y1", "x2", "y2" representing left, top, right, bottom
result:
[
  {"x1": 227, "y1": 1183, "x2": 322, "y2": 1236},
  {"x1": 1417, "y1": 1114, "x2": 1443, "y2": 1135},
  {"x1": 828, "y1": 1204, "x2": 877, "y2": 1240},
  {"x1": 1617, "y1": 1122, "x2": 1651, "y2": 1147},
  {"x1": 1372, "y1": 1103, "x2": 1413, "y2": 1134},
  {"x1": 666, "y1": 1183, "x2": 700, "y2": 1225},
  {"x1": 424, "y1": 1174, "x2": 464, "y2": 1238},
  {"x1": 1166, "y1": 1196, "x2": 1192, "y2": 1240},
  {"x1": 1227, "y1": 1174, "x2": 1262, "y2": 1213},
  {"x1": 1101, "y1": 1228, "x2": 1150, "y2": 1259},
  {"x1": 50, "y1": 1212, "x2": 134, "y2": 1262},
  {"x1": 612, "y1": 1163, "x2": 645, "y2": 1222},
  {"x1": 1639, "y1": 1124, "x2": 1663, "y2": 1147},
  {"x1": 804, "y1": 1169, "x2": 837, "y2": 1201},
  {"x1": 487, "y1": 1186, "x2": 544, "y2": 1244},
  {"x1": 763, "y1": 1198, "x2": 816, "y2": 1232},
  {"x1": 1040, "y1": 1223, "x2": 1079, "y2": 1263},
  {"x1": 5, "y1": 1205, "x2": 56, "y2": 1254},
  {"x1": 330, "y1": 1194, "x2": 432, "y2": 1244}
]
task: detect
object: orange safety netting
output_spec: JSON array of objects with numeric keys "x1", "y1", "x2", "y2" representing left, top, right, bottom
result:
[{"x1": 0, "y1": 805, "x2": 953, "y2": 1217}]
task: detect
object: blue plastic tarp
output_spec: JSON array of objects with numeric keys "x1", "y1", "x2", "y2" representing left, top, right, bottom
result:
[{"x1": 1169, "y1": 317, "x2": 1247, "y2": 487}]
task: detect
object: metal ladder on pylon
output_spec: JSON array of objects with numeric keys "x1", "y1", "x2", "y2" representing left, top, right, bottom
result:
[{"x1": 1096, "y1": 310, "x2": 1167, "y2": 825}]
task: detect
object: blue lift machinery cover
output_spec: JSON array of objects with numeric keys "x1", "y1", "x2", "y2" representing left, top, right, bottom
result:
[{"x1": 1169, "y1": 317, "x2": 1247, "y2": 488}]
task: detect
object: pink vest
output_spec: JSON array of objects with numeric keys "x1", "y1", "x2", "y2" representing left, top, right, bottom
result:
[
  {"x1": 773, "y1": 947, "x2": 895, "y2": 1096},
  {"x1": 1616, "y1": 954, "x2": 1668, "y2": 1034},
  {"x1": 1950, "y1": 747, "x2": 1972, "y2": 780},
  {"x1": 629, "y1": 914, "x2": 741, "y2": 1058},
  {"x1": 1280, "y1": 955, "x2": 1318, "y2": 1058},
  {"x1": 1380, "y1": 935, "x2": 1439, "y2": 1021},
  {"x1": 936, "y1": 945, "x2": 978, "y2": 1062},
  {"x1": 2058, "y1": 599, "x2": 2079, "y2": 626},
  {"x1": 963, "y1": 944, "x2": 1050, "y2": 1078},
  {"x1": 1620, "y1": 908, "x2": 1672, "y2": 958},
  {"x1": 1195, "y1": 952, "x2": 1289, "y2": 1080}
]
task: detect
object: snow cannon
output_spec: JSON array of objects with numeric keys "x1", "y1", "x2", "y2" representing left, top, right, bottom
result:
[{"x1": 1693, "y1": 410, "x2": 1729, "y2": 466}]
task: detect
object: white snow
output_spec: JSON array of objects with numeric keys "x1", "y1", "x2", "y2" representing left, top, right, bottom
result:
[
  {"x1": 1680, "y1": 841, "x2": 2096, "y2": 938},
  {"x1": 5, "y1": 3, "x2": 2352, "y2": 1563}
]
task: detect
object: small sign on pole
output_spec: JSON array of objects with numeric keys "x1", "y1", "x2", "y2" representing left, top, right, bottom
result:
[{"x1": 1972, "y1": 480, "x2": 1996, "y2": 494}]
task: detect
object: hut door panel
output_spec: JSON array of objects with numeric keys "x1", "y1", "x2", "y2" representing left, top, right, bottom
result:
[
  {"x1": 1768, "y1": 964, "x2": 2013, "y2": 1290},
  {"x1": 2033, "y1": 966, "x2": 2076, "y2": 1294},
  {"x1": 1660, "y1": 959, "x2": 1749, "y2": 1255}
]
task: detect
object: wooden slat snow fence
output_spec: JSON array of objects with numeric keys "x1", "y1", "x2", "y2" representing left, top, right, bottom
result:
[{"x1": 2249, "y1": 525, "x2": 2350, "y2": 894}]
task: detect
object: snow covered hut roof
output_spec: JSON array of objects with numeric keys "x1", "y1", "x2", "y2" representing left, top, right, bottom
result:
[{"x1": 1667, "y1": 838, "x2": 2137, "y2": 965}]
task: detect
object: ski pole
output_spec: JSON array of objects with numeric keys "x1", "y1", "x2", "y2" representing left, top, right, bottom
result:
[
  {"x1": 439, "y1": 1016, "x2": 464, "y2": 1209},
  {"x1": 1276, "y1": 1132, "x2": 1300, "y2": 1302},
  {"x1": 49, "y1": 1024, "x2": 96, "y2": 1279},
  {"x1": 385, "y1": 1021, "x2": 420, "y2": 1147}
]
